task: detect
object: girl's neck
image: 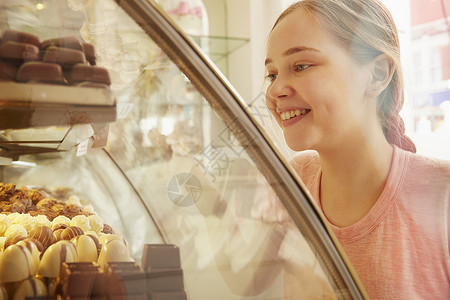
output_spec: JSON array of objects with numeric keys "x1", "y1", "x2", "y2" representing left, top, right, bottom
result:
[{"x1": 317, "y1": 138, "x2": 394, "y2": 227}]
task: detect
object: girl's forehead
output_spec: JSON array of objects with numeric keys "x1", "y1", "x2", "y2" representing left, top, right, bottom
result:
[{"x1": 266, "y1": 10, "x2": 334, "y2": 60}]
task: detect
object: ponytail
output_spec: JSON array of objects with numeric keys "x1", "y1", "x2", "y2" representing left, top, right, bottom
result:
[
  {"x1": 383, "y1": 113, "x2": 417, "y2": 153},
  {"x1": 379, "y1": 64, "x2": 417, "y2": 153}
]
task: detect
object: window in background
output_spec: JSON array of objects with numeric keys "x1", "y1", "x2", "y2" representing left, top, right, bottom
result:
[{"x1": 406, "y1": 0, "x2": 450, "y2": 160}]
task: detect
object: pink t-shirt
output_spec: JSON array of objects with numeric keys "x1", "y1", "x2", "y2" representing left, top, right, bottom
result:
[{"x1": 291, "y1": 146, "x2": 450, "y2": 299}]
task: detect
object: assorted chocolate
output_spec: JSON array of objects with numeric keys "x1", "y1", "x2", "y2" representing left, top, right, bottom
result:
[
  {"x1": 0, "y1": 29, "x2": 111, "y2": 88},
  {"x1": 0, "y1": 182, "x2": 94, "y2": 220},
  {"x1": 0, "y1": 183, "x2": 187, "y2": 299}
]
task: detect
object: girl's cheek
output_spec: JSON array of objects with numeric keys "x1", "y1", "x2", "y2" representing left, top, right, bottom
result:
[{"x1": 265, "y1": 94, "x2": 276, "y2": 107}]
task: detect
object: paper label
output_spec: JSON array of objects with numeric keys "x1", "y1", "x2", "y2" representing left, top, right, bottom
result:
[{"x1": 76, "y1": 139, "x2": 89, "y2": 157}]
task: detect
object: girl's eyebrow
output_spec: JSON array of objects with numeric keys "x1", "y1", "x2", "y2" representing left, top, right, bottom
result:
[{"x1": 265, "y1": 46, "x2": 320, "y2": 66}]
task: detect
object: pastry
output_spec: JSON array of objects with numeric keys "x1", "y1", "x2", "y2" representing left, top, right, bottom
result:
[
  {"x1": 0, "y1": 41, "x2": 40, "y2": 63},
  {"x1": 1, "y1": 29, "x2": 40, "y2": 47},
  {"x1": 82, "y1": 42, "x2": 96, "y2": 65},
  {"x1": 42, "y1": 46, "x2": 86, "y2": 66},
  {"x1": 16, "y1": 61, "x2": 65, "y2": 84},
  {"x1": 66, "y1": 64, "x2": 111, "y2": 85},
  {"x1": 41, "y1": 36, "x2": 83, "y2": 52}
]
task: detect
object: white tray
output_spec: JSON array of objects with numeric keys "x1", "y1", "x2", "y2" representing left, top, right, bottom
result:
[{"x1": 0, "y1": 82, "x2": 115, "y2": 105}]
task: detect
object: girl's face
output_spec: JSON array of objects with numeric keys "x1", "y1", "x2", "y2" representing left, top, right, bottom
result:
[{"x1": 265, "y1": 8, "x2": 376, "y2": 153}]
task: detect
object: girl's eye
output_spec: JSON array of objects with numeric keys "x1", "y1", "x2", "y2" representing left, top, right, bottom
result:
[
  {"x1": 295, "y1": 64, "x2": 310, "y2": 71},
  {"x1": 266, "y1": 73, "x2": 277, "y2": 82}
]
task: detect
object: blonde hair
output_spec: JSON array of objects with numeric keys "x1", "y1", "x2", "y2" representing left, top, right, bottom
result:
[{"x1": 272, "y1": 0, "x2": 416, "y2": 153}]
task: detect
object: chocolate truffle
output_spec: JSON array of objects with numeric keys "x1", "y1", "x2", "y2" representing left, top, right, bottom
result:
[
  {"x1": 38, "y1": 241, "x2": 78, "y2": 278},
  {"x1": 28, "y1": 225, "x2": 53, "y2": 249},
  {"x1": 72, "y1": 235, "x2": 98, "y2": 262},
  {"x1": 12, "y1": 276, "x2": 48, "y2": 300},
  {"x1": 97, "y1": 239, "x2": 132, "y2": 269},
  {"x1": 61, "y1": 226, "x2": 84, "y2": 240},
  {"x1": 0, "y1": 244, "x2": 35, "y2": 282}
]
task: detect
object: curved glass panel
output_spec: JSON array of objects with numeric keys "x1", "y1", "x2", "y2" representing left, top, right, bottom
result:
[{"x1": 0, "y1": 0, "x2": 366, "y2": 299}]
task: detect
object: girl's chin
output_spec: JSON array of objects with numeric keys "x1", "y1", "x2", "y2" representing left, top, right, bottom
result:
[
  {"x1": 285, "y1": 141, "x2": 309, "y2": 152},
  {"x1": 284, "y1": 136, "x2": 317, "y2": 152}
]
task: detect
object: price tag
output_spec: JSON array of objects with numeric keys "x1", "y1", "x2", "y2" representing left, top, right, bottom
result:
[{"x1": 76, "y1": 139, "x2": 89, "y2": 157}]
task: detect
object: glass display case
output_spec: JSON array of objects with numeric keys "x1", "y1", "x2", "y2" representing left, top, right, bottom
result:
[{"x1": 0, "y1": 0, "x2": 367, "y2": 299}]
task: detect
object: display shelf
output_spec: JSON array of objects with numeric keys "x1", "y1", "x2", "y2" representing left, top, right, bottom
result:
[
  {"x1": 0, "y1": 82, "x2": 116, "y2": 105},
  {"x1": 0, "y1": 101, "x2": 116, "y2": 130},
  {"x1": 189, "y1": 34, "x2": 249, "y2": 63},
  {"x1": 0, "y1": 82, "x2": 116, "y2": 158}
]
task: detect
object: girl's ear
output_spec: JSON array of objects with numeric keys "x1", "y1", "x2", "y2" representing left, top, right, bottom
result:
[{"x1": 367, "y1": 54, "x2": 394, "y2": 97}]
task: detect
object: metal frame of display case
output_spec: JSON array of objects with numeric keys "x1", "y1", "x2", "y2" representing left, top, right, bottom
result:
[{"x1": 115, "y1": 0, "x2": 368, "y2": 299}]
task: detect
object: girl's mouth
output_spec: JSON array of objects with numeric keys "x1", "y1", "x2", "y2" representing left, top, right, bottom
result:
[{"x1": 279, "y1": 109, "x2": 310, "y2": 121}]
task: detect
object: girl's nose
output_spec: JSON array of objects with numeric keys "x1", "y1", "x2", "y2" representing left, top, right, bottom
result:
[{"x1": 266, "y1": 76, "x2": 294, "y2": 101}]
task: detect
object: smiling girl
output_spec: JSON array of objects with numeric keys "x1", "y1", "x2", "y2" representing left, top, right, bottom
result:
[{"x1": 265, "y1": 0, "x2": 450, "y2": 298}]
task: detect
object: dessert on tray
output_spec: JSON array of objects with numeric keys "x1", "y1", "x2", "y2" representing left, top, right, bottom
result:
[
  {"x1": 0, "y1": 29, "x2": 114, "y2": 106},
  {"x1": 0, "y1": 183, "x2": 188, "y2": 300}
]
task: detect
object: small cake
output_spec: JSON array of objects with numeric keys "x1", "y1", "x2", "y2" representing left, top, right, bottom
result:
[
  {"x1": 41, "y1": 36, "x2": 83, "y2": 52},
  {"x1": 42, "y1": 46, "x2": 86, "y2": 66},
  {"x1": 0, "y1": 41, "x2": 40, "y2": 63},
  {"x1": 1, "y1": 29, "x2": 40, "y2": 47},
  {"x1": 82, "y1": 42, "x2": 96, "y2": 65},
  {"x1": 66, "y1": 64, "x2": 111, "y2": 85},
  {"x1": 16, "y1": 61, "x2": 65, "y2": 84}
]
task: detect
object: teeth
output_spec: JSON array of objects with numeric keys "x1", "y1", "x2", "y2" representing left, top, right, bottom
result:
[{"x1": 280, "y1": 109, "x2": 309, "y2": 121}]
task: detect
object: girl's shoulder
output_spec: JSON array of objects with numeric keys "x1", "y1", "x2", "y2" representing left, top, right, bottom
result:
[{"x1": 404, "y1": 149, "x2": 450, "y2": 179}]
